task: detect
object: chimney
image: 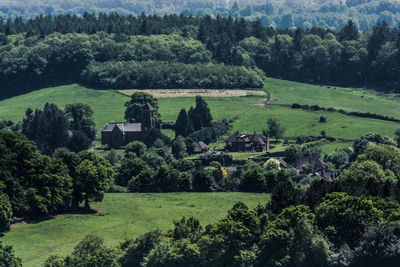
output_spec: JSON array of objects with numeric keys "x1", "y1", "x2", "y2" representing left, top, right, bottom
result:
[{"x1": 266, "y1": 136, "x2": 270, "y2": 151}]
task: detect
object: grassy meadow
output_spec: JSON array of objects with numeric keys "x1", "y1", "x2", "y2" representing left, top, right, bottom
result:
[
  {"x1": 265, "y1": 78, "x2": 400, "y2": 118},
  {"x1": 0, "y1": 78, "x2": 398, "y2": 153},
  {"x1": 1, "y1": 193, "x2": 268, "y2": 267}
]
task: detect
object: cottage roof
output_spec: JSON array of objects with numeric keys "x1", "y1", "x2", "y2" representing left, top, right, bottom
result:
[
  {"x1": 226, "y1": 134, "x2": 249, "y2": 143},
  {"x1": 102, "y1": 122, "x2": 142, "y2": 133},
  {"x1": 249, "y1": 134, "x2": 267, "y2": 145},
  {"x1": 226, "y1": 133, "x2": 266, "y2": 145},
  {"x1": 194, "y1": 141, "x2": 209, "y2": 152}
]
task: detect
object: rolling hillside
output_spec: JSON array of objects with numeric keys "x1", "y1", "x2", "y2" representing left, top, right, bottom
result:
[
  {"x1": 0, "y1": 78, "x2": 398, "y2": 154},
  {"x1": 1, "y1": 192, "x2": 269, "y2": 267}
]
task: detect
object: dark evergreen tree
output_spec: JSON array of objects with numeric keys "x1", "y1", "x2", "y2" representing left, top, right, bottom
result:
[
  {"x1": 293, "y1": 27, "x2": 304, "y2": 51},
  {"x1": 174, "y1": 109, "x2": 192, "y2": 137},
  {"x1": 337, "y1": 20, "x2": 360, "y2": 42},
  {"x1": 189, "y1": 96, "x2": 213, "y2": 131},
  {"x1": 367, "y1": 20, "x2": 390, "y2": 64}
]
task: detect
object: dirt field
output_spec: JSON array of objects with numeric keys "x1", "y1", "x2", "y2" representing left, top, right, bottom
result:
[{"x1": 118, "y1": 89, "x2": 266, "y2": 98}]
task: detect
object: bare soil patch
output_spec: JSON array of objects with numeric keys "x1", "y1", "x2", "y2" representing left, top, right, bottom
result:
[
  {"x1": 118, "y1": 89, "x2": 266, "y2": 98},
  {"x1": 251, "y1": 103, "x2": 271, "y2": 109}
]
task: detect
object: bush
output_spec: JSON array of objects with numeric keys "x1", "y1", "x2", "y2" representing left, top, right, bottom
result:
[
  {"x1": 310, "y1": 105, "x2": 322, "y2": 111},
  {"x1": 107, "y1": 184, "x2": 128, "y2": 193},
  {"x1": 185, "y1": 120, "x2": 231, "y2": 153},
  {"x1": 0, "y1": 242, "x2": 22, "y2": 267},
  {"x1": 0, "y1": 192, "x2": 13, "y2": 231},
  {"x1": 291, "y1": 103, "x2": 302, "y2": 109}
]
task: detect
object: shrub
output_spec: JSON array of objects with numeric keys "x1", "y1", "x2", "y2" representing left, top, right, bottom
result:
[{"x1": 291, "y1": 103, "x2": 302, "y2": 109}]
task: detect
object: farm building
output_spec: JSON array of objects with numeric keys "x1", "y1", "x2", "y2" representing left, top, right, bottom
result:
[
  {"x1": 225, "y1": 132, "x2": 270, "y2": 152},
  {"x1": 279, "y1": 156, "x2": 336, "y2": 180},
  {"x1": 294, "y1": 156, "x2": 336, "y2": 180},
  {"x1": 101, "y1": 103, "x2": 155, "y2": 148}
]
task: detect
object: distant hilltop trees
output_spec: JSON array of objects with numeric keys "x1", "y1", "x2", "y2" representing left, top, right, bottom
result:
[{"x1": 1, "y1": 0, "x2": 400, "y2": 30}]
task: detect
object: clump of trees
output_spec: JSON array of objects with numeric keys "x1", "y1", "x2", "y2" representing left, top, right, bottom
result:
[
  {"x1": 0, "y1": 132, "x2": 113, "y2": 230},
  {"x1": 0, "y1": 241, "x2": 21, "y2": 267},
  {"x1": 82, "y1": 61, "x2": 264, "y2": 89},
  {"x1": 173, "y1": 96, "x2": 230, "y2": 153},
  {"x1": 22, "y1": 103, "x2": 96, "y2": 155},
  {"x1": 124, "y1": 92, "x2": 160, "y2": 125},
  {"x1": 174, "y1": 96, "x2": 213, "y2": 137}
]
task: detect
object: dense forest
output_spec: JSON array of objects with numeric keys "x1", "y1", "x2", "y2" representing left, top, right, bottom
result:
[
  {"x1": 1, "y1": 0, "x2": 400, "y2": 30},
  {"x1": 0, "y1": 13, "x2": 399, "y2": 98}
]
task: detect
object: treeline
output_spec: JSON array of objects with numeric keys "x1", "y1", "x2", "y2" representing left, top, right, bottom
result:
[
  {"x1": 189, "y1": 0, "x2": 400, "y2": 31},
  {"x1": 0, "y1": 131, "x2": 113, "y2": 231},
  {"x1": 82, "y1": 60, "x2": 264, "y2": 89},
  {"x1": 2, "y1": 0, "x2": 400, "y2": 31},
  {"x1": 1, "y1": 14, "x2": 400, "y2": 95},
  {"x1": 291, "y1": 103, "x2": 400, "y2": 123},
  {"x1": 0, "y1": 30, "x2": 265, "y2": 97}
]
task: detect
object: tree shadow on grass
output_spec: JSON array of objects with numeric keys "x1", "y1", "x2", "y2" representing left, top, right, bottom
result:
[{"x1": 2, "y1": 207, "x2": 103, "y2": 235}]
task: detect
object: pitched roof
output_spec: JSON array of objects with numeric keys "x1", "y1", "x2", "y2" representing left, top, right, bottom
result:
[
  {"x1": 102, "y1": 122, "x2": 142, "y2": 133},
  {"x1": 226, "y1": 134, "x2": 249, "y2": 143},
  {"x1": 194, "y1": 141, "x2": 209, "y2": 152},
  {"x1": 248, "y1": 134, "x2": 267, "y2": 145},
  {"x1": 226, "y1": 133, "x2": 266, "y2": 145}
]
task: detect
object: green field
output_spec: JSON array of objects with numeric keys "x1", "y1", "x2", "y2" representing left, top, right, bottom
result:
[
  {"x1": 0, "y1": 79, "x2": 398, "y2": 153},
  {"x1": 265, "y1": 78, "x2": 400, "y2": 118},
  {"x1": 0, "y1": 84, "x2": 127, "y2": 129},
  {"x1": 1, "y1": 193, "x2": 268, "y2": 267}
]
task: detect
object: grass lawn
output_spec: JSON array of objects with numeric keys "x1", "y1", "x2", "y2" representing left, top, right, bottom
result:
[
  {"x1": 1, "y1": 192, "x2": 269, "y2": 267},
  {"x1": 0, "y1": 84, "x2": 128, "y2": 129},
  {"x1": 265, "y1": 78, "x2": 400, "y2": 118},
  {"x1": 232, "y1": 105, "x2": 398, "y2": 140},
  {"x1": 227, "y1": 152, "x2": 266, "y2": 161},
  {"x1": 318, "y1": 141, "x2": 354, "y2": 155}
]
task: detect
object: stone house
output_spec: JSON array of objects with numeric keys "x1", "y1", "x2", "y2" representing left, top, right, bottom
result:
[{"x1": 225, "y1": 132, "x2": 270, "y2": 152}]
